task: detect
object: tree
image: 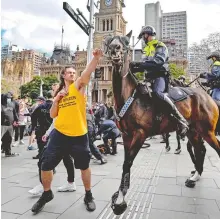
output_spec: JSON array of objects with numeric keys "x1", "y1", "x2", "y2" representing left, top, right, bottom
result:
[
  {"x1": 169, "y1": 63, "x2": 186, "y2": 79},
  {"x1": 1, "y1": 79, "x2": 20, "y2": 96},
  {"x1": 20, "y1": 75, "x2": 59, "y2": 99},
  {"x1": 188, "y1": 32, "x2": 220, "y2": 74}
]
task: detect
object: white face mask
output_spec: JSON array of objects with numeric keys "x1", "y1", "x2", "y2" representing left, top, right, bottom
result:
[
  {"x1": 208, "y1": 58, "x2": 214, "y2": 66},
  {"x1": 7, "y1": 98, "x2": 12, "y2": 104}
]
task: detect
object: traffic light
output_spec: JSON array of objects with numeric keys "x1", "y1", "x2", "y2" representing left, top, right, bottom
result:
[{"x1": 95, "y1": 68, "x2": 102, "y2": 79}]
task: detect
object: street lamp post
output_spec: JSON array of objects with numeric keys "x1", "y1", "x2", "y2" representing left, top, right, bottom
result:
[{"x1": 87, "y1": 0, "x2": 95, "y2": 107}]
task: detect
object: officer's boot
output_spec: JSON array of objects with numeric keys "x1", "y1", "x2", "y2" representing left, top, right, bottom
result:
[
  {"x1": 164, "y1": 96, "x2": 189, "y2": 138},
  {"x1": 111, "y1": 140, "x2": 117, "y2": 155}
]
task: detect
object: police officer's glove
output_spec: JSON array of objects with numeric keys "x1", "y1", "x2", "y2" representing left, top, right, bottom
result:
[
  {"x1": 200, "y1": 72, "x2": 207, "y2": 78},
  {"x1": 129, "y1": 62, "x2": 142, "y2": 69},
  {"x1": 201, "y1": 82, "x2": 209, "y2": 87}
]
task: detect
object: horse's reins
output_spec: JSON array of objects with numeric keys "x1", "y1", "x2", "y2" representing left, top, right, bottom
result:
[{"x1": 186, "y1": 75, "x2": 207, "y2": 92}]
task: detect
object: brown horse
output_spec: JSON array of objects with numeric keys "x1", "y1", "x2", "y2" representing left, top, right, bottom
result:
[{"x1": 103, "y1": 31, "x2": 220, "y2": 215}]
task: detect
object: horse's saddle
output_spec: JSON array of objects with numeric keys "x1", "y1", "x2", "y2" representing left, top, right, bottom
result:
[
  {"x1": 137, "y1": 83, "x2": 193, "y2": 103},
  {"x1": 167, "y1": 87, "x2": 193, "y2": 103}
]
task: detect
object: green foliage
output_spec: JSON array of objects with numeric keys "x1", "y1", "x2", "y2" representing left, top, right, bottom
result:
[
  {"x1": 20, "y1": 75, "x2": 59, "y2": 99},
  {"x1": 169, "y1": 63, "x2": 186, "y2": 79}
]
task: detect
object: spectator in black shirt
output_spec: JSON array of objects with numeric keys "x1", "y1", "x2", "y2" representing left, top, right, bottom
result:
[{"x1": 31, "y1": 96, "x2": 53, "y2": 159}]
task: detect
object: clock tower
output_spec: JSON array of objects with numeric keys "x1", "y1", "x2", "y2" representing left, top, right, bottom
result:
[{"x1": 93, "y1": 0, "x2": 127, "y2": 48}]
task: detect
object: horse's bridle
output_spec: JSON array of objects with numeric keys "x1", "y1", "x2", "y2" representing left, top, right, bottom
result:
[{"x1": 103, "y1": 36, "x2": 131, "y2": 65}]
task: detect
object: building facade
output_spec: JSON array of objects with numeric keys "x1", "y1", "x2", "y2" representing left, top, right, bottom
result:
[
  {"x1": 162, "y1": 11, "x2": 188, "y2": 58},
  {"x1": 145, "y1": 2, "x2": 188, "y2": 71},
  {"x1": 1, "y1": 42, "x2": 20, "y2": 60},
  {"x1": 145, "y1": 2, "x2": 162, "y2": 40}
]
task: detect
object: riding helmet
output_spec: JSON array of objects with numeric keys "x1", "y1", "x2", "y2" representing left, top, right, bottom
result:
[
  {"x1": 206, "y1": 51, "x2": 220, "y2": 60},
  {"x1": 138, "y1": 25, "x2": 156, "y2": 39}
]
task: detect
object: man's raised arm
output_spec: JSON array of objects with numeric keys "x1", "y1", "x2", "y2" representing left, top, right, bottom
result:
[{"x1": 76, "y1": 49, "x2": 103, "y2": 89}]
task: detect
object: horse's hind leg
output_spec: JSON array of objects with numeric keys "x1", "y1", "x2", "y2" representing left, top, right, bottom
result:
[
  {"x1": 185, "y1": 131, "x2": 206, "y2": 187},
  {"x1": 165, "y1": 133, "x2": 171, "y2": 152},
  {"x1": 186, "y1": 140, "x2": 197, "y2": 176},
  {"x1": 111, "y1": 131, "x2": 145, "y2": 215},
  {"x1": 203, "y1": 131, "x2": 220, "y2": 157},
  {"x1": 174, "y1": 132, "x2": 181, "y2": 154}
]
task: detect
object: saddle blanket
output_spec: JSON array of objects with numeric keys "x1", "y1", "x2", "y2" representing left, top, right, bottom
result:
[{"x1": 167, "y1": 87, "x2": 193, "y2": 103}]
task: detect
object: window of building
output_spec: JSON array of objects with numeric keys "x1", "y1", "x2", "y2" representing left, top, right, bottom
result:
[
  {"x1": 107, "y1": 19, "x2": 109, "y2": 31},
  {"x1": 103, "y1": 20, "x2": 105, "y2": 31},
  {"x1": 111, "y1": 19, "x2": 113, "y2": 30}
]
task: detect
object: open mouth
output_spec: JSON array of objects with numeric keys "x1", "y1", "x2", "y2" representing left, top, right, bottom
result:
[{"x1": 111, "y1": 55, "x2": 121, "y2": 61}]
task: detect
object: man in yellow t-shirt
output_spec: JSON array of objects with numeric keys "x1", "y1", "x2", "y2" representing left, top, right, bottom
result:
[{"x1": 31, "y1": 49, "x2": 103, "y2": 214}]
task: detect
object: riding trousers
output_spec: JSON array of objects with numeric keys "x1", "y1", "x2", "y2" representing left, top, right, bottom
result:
[
  {"x1": 212, "y1": 88, "x2": 220, "y2": 101},
  {"x1": 152, "y1": 77, "x2": 167, "y2": 100}
]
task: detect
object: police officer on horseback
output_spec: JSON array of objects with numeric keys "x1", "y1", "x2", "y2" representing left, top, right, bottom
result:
[
  {"x1": 200, "y1": 51, "x2": 220, "y2": 101},
  {"x1": 129, "y1": 25, "x2": 188, "y2": 137}
]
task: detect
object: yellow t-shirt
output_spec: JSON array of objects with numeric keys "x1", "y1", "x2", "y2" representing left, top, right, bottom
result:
[{"x1": 55, "y1": 84, "x2": 87, "y2": 136}]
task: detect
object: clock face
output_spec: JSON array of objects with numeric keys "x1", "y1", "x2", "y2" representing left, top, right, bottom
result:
[{"x1": 105, "y1": 0, "x2": 113, "y2": 7}]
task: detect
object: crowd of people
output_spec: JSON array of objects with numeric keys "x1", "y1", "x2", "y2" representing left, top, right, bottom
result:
[{"x1": 1, "y1": 91, "x2": 120, "y2": 158}]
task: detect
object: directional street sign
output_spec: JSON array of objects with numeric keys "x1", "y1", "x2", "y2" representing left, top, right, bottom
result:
[{"x1": 63, "y1": 2, "x2": 89, "y2": 36}]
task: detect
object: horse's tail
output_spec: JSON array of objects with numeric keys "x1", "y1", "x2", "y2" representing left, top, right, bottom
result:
[{"x1": 214, "y1": 100, "x2": 220, "y2": 134}]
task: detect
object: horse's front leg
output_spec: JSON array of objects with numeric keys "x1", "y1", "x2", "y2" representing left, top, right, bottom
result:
[{"x1": 111, "y1": 130, "x2": 145, "y2": 215}]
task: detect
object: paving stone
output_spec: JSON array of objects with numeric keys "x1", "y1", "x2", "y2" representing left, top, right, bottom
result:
[
  {"x1": 17, "y1": 210, "x2": 59, "y2": 219},
  {"x1": 157, "y1": 168, "x2": 177, "y2": 178},
  {"x1": 58, "y1": 199, "x2": 108, "y2": 219},
  {"x1": 182, "y1": 186, "x2": 220, "y2": 200},
  {"x1": 149, "y1": 209, "x2": 209, "y2": 219},
  {"x1": 154, "y1": 184, "x2": 182, "y2": 196},
  {"x1": 1, "y1": 212, "x2": 20, "y2": 219},
  {"x1": 1, "y1": 168, "x2": 28, "y2": 179},
  {"x1": 194, "y1": 198, "x2": 220, "y2": 219},
  {"x1": 4, "y1": 172, "x2": 38, "y2": 184},
  {"x1": 16, "y1": 176, "x2": 40, "y2": 188},
  {"x1": 152, "y1": 194, "x2": 196, "y2": 213},
  {"x1": 216, "y1": 200, "x2": 220, "y2": 210},
  {"x1": 155, "y1": 177, "x2": 176, "y2": 185},
  {"x1": 92, "y1": 178, "x2": 121, "y2": 201},
  {"x1": 214, "y1": 179, "x2": 220, "y2": 188},
  {"x1": 1, "y1": 186, "x2": 29, "y2": 205},
  {"x1": 177, "y1": 176, "x2": 218, "y2": 188}
]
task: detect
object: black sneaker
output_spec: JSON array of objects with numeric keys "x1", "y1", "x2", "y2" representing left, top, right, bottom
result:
[
  {"x1": 31, "y1": 190, "x2": 54, "y2": 214},
  {"x1": 84, "y1": 192, "x2": 96, "y2": 211},
  {"x1": 174, "y1": 148, "x2": 181, "y2": 154},
  {"x1": 5, "y1": 153, "x2": 19, "y2": 157},
  {"x1": 100, "y1": 157, "x2": 107, "y2": 165},
  {"x1": 33, "y1": 154, "x2": 40, "y2": 159}
]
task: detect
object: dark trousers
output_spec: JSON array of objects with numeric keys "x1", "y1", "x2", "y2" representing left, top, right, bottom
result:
[
  {"x1": 38, "y1": 147, "x2": 75, "y2": 183},
  {"x1": 14, "y1": 125, "x2": 25, "y2": 141},
  {"x1": 1, "y1": 126, "x2": 13, "y2": 155},
  {"x1": 35, "y1": 128, "x2": 47, "y2": 155},
  {"x1": 88, "y1": 129, "x2": 102, "y2": 160},
  {"x1": 152, "y1": 77, "x2": 166, "y2": 100}
]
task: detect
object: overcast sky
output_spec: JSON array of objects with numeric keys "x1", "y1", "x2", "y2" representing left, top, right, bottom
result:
[{"x1": 1, "y1": 0, "x2": 220, "y2": 53}]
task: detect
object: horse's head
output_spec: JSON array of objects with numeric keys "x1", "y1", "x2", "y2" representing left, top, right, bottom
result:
[{"x1": 103, "y1": 31, "x2": 132, "y2": 66}]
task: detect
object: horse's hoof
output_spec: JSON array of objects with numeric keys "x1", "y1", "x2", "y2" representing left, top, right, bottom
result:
[
  {"x1": 111, "y1": 202, "x2": 127, "y2": 215},
  {"x1": 111, "y1": 191, "x2": 127, "y2": 215},
  {"x1": 185, "y1": 179, "x2": 196, "y2": 188}
]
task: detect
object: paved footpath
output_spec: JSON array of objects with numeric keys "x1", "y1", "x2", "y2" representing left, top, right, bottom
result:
[{"x1": 1, "y1": 134, "x2": 220, "y2": 219}]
